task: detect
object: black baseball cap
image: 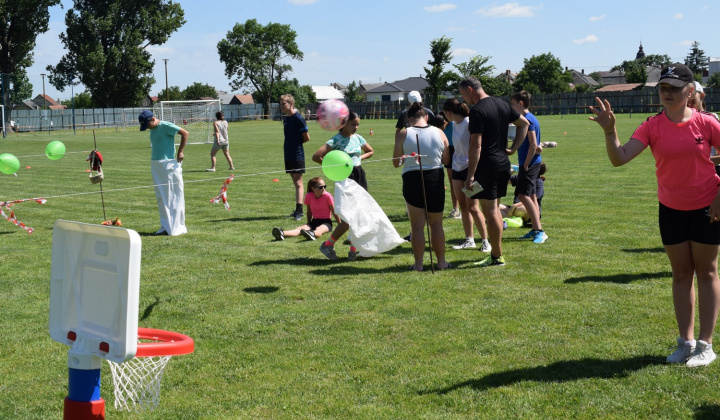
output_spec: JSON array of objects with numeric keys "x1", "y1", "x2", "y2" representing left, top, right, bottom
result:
[{"x1": 658, "y1": 63, "x2": 694, "y2": 87}]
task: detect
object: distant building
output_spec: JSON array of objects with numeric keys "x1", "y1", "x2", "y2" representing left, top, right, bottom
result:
[
  {"x1": 364, "y1": 76, "x2": 429, "y2": 102},
  {"x1": 33, "y1": 94, "x2": 65, "y2": 110},
  {"x1": 142, "y1": 96, "x2": 159, "y2": 108},
  {"x1": 217, "y1": 92, "x2": 254, "y2": 105},
  {"x1": 311, "y1": 86, "x2": 344, "y2": 101},
  {"x1": 568, "y1": 69, "x2": 599, "y2": 88}
]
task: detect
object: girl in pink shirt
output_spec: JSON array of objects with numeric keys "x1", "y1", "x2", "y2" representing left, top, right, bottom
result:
[
  {"x1": 590, "y1": 63, "x2": 720, "y2": 367},
  {"x1": 272, "y1": 177, "x2": 340, "y2": 241}
]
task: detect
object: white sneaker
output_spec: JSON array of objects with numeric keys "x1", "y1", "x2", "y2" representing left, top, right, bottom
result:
[
  {"x1": 666, "y1": 337, "x2": 695, "y2": 364},
  {"x1": 479, "y1": 239, "x2": 492, "y2": 253},
  {"x1": 452, "y1": 238, "x2": 476, "y2": 250},
  {"x1": 447, "y1": 208, "x2": 461, "y2": 219},
  {"x1": 686, "y1": 340, "x2": 716, "y2": 367}
]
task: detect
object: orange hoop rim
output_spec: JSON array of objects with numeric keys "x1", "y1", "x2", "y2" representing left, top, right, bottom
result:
[{"x1": 135, "y1": 327, "x2": 195, "y2": 357}]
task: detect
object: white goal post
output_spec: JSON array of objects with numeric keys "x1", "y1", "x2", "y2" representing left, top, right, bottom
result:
[{"x1": 156, "y1": 100, "x2": 221, "y2": 144}]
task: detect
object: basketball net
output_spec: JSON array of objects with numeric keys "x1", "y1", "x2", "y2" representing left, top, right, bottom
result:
[{"x1": 107, "y1": 355, "x2": 172, "y2": 412}]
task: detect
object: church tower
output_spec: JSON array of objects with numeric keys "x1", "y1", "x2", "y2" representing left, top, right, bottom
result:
[{"x1": 635, "y1": 42, "x2": 646, "y2": 60}]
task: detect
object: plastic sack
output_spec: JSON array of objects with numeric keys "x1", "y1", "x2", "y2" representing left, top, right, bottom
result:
[{"x1": 333, "y1": 178, "x2": 405, "y2": 257}]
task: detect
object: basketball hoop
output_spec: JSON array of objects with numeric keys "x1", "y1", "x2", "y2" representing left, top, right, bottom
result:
[{"x1": 107, "y1": 328, "x2": 194, "y2": 413}]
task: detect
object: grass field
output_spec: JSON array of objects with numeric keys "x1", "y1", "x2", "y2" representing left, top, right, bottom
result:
[{"x1": 2, "y1": 113, "x2": 720, "y2": 419}]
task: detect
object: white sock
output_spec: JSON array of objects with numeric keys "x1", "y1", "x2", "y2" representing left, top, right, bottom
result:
[{"x1": 686, "y1": 339, "x2": 697, "y2": 347}]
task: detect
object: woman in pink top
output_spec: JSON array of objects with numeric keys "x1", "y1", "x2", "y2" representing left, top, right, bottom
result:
[
  {"x1": 590, "y1": 63, "x2": 720, "y2": 367},
  {"x1": 271, "y1": 177, "x2": 340, "y2": 241}
]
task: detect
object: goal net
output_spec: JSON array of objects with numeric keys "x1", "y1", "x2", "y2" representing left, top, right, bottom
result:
[
  {"x1": 121, "y1": 108, "x2": 152, "y2": 130},
  {"x1": 157, "y1": 100, "x2": 221, "y2": 144}
]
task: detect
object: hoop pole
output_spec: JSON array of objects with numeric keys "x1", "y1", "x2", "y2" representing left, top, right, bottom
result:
[
  {"x1": 415, "y1": 134, "x2": 434, "y2": 274},
  {"x1": 64, "y1": 351, "x2": 105, "y2": 420}
]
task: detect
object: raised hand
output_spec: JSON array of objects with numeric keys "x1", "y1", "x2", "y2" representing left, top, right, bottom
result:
[{"x1": 588, "y1": 97, "x2": 616, "y2": 135}]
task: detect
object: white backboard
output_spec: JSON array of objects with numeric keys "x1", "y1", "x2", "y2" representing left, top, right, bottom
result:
[{"x1": 49, "y1": 220, "x2": 141, "y2": 363}]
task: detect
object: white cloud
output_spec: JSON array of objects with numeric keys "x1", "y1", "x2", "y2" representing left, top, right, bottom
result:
[
  {"x1": 424, "y1": 4, "x2": 456, "y2": 12},
  {"x1": 288, "y1": 0, "x2": 318, "y2": 5},
  {"x1": 674, "y1": 13, "x2": 683, "y2": 19},
  {"x1": 475, "y1": 2, "x2": 540, "y2": 18},
  {"x1": 675, "y1": 40, "x2": 694, "y2": 46},
  {"x1": 589, "y1": 14, "x2": 605, "y2": 21},
  {"x1": 446, "y1": 26, "x2": 464, "y2": 32},
  {"x1": 453, "y1": 48, "x2": 477, "y2": 56},
  {"x1": 573, "y1": 34, "x2": 598, "y2": 45}
]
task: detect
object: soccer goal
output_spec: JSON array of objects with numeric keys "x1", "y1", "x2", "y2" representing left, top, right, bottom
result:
[{"x1": 157, "y1": 100, "x2": 221, "y2": 144}]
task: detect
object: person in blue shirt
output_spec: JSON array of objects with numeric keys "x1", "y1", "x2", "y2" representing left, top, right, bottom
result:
[{"x1": 508, "y1": 91, "x2": 547, "y2": 244}]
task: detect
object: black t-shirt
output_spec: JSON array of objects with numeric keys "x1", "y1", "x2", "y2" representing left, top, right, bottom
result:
[
  {"x1": 395, "y1": 107, "x2": 435, "y2": 129},
  {"x1": 467, "y1": 97, "x2": 520, "y2": 172}
]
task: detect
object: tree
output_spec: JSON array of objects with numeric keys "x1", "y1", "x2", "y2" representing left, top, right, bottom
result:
[
  {"x1": 218, "y1": 19, "x2": 303, "y2": 118},
  {"x1": 685, "y1": 41, "x2": 709, "y2": 81},
  {"x1": 344, "y1": 81, "x2": 363, "y2": 103},
  {"x1": 423, "y1": 36, "x2": 453, "y2": 109},
  {"x1": 47, "y1": 1, "x2": 185, "y2": 108},
  {"x1": 183, "y1": 82, "x2": 218, "y2": 100},
  {"x1": 707, "y1": 72, "x2": 720, "y2": 89},
  {"x1": 254, "y1": 77, "x2": 315, "y2": 112},
  {"x1": 157, "y1": 86, "x2": 183, "y2": 102},
  {"x1": 0, "y1": 0, "x2": 60, "y2": 126},
  {"x1": 637, "y1": 54, "x2": 672, "y2": 68},
  {"x1": 513, "y1": 52, "x2": 572, "y2": 94},
  {"x1": 450, "y1": 55, "x2": 511, "y2": 96},
  {"x1": 61, "y1": 91, "x2": 95, "y2": 108},
  {"x1": 614, "y1": 60, "x2": 647, "y2": 84}
]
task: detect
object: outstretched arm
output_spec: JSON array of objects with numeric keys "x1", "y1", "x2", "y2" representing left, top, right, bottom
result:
[{"x1": 589, "y1": 97, "x2": 645, "y2": 166}]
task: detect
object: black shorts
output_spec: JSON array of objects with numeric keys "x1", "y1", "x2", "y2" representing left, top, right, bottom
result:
[
  {"x1": 444, "y1": 145, "x2": 455, "y2": 169},
  {"x1": 285, "y1": 160, "x2": 305, "y2": 174},
  {"x1": 658, "y1": 202, "x2": 720, "y2": 245},
  {"x1": 515, "y1": 163, "x2": 541, "y2": 197},
  {"x1": 452, "y1": 167, "x2": 469, "y2": 181},
  {"x1": 473, "y1": 168, "x2": 510, "y2": 201},
  {"x1": 349, "y1": 166, "x2": 368, "y2": 191},
  {"x1": 402, "y1": 168, "x2": 445, "y2": 213},
  {"x1": 308, "y1": 218, "x2": 333, "y2": 231}
]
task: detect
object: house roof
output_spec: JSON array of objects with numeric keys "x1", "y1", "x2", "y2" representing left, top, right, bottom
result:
[
  {"x1": 365, "y1": 82, "x2": 403, "y2": 94},
  {"x1": 34, "y1": 94, "x2": 62, "y2": 107},
  {"x1": 359, "y1": 83, "x2": 383, "y2": 92},
  {"x1": 594, "y1": 83, "x2": 644, "y2": 92},
  {"x1": 232, "y1": 94, "x2": 254, "y2": 104},
  {"x1": 569, "y1": 69, "x2": 599, "y2": 86},
  {"x1": 312, "y1": 86, "x2": 344, "y2": 101}
]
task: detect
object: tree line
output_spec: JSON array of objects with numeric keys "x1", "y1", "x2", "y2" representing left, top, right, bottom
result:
[{"x1": 1, "y1": 1, "x2": 717, "y2": 129}]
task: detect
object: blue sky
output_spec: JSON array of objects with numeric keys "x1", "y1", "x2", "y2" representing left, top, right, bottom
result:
[{"x1": 27, "y1": 0, "x2": 719, "y2": 101}]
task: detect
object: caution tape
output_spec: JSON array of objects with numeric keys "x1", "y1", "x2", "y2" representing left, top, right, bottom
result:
[
  {"x1": 210, "y1": 175, "x2": 234, "y2": 210},
  {"x1": 0, "y1": 198, "x2": 46, "y2": 234}
]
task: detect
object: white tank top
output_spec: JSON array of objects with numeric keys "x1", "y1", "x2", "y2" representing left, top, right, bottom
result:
[{"x1": 215, "y1": 120, "x2": 229, "y2": 143}]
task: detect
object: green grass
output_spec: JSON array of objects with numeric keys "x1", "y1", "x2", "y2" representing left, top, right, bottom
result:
[{"x1": 2, "y1": 114, "x2": 720, "y2": 419}]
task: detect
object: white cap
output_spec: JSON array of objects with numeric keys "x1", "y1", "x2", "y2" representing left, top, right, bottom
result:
[
  {"x1": 407, "y1": 91, "x2": 422, "y2": 103},
  {"x1": 695, "y1": 81, "x2": 704, "y2": 94}
]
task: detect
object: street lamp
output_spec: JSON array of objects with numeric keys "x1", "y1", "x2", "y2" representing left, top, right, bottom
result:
[
  {"x1": 71, "y1": 77, "x2": 77, "y2": 135},
  {"x1": 40, "y1": 73, "x2": 46, "y2": 109},
  {"x1": 163, "y1": 59, "x2": 169, "y2": 101}
]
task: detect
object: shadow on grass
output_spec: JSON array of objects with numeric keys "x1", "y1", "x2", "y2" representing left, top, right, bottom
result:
[
  {"x1": 140, "y1": 297, "x2": 161, "y2": 321},
  {"x1": 622, "y1": 247, "x2": 665, "y2": 253},
  {"x1": 420, "y1": 355, "x2": 663, "y2": 395},
  {"x1": 243, "y1": 286, "x2": 279, "y2": 294},
  {"x1": 694, "y1": 404, "x2": 720, "y2": 419},
  {"x1": 564, "y1": 271, "x2": 671, "y2": 284}
]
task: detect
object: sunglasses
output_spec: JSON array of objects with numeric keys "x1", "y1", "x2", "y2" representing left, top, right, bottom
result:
[{"x1": 314, "y1": 185, "x2": 326, "y2": 189}]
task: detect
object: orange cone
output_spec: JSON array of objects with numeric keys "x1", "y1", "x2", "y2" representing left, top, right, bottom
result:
[{"x1": 370, "y1": 129, "x2": 373, "y2": 136}]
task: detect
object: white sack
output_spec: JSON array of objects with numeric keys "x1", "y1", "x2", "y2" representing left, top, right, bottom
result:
[
  {"x1": 151, "y1": 159, "x2": 187, "y2": 236},
  {"x1": 333, "y1": 178, "x2": 404, "y2": 257}
]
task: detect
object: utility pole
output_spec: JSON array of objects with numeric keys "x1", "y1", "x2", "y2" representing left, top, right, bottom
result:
[
  {"x1": 40, "y1": 73, "x2": 47, "y2": 109},
  {"x1": 163, "y1": 59, "x2": 169, "y2": 101}
]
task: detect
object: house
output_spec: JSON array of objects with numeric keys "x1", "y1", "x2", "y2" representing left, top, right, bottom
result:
[
  {"x1": 593, "y1": 83, "x2": 644, "y2": 93},
  {"x1": 358, "y1": 82, "x2": 382, "y2": 98},
  {"x1": 15, "y1": 100, "x2": 40, "y2": 111},
  {"x1": 142, "y1": 95, "x2": 159, "y2": 108},
  {"x1": 33, "y1": 94, "x2": 65, "y2": 110},
  {"x1": 312, "y1": 86, "x2": 344, "y2": 101},
  {"x1": 364, "y1": 77, "x2": 429, "y2": 102},
  {"x1": 497, "y1": 69, "x2": 518, "y2": 84},
  {"x1": 217, "y1": 92, "x2": 254, "y2": 106},
  {"x1": 569, "y1": 69, "x2": 599, "y2": 88}
]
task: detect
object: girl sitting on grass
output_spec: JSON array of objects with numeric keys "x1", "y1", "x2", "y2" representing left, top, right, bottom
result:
[{"x1": 272, "y1": 177, "x2": 340, "y2": 242}]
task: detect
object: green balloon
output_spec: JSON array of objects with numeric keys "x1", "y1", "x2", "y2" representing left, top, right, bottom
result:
[
  {"x1": 45, "y1": 141, "x2": 66, "y2": 160},
  {"x1": 0, "y1": 153, "x2": 20, "y2": 175},
  {"x1": 322, "y1": 150, "x2": 353, "y2": 181}
]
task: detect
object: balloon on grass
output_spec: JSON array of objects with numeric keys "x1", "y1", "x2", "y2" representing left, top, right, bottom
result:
[
  {"x1": 322, "y1": 150, "x2": 353, "y2": 181},
  {"x1": 46, "y1": 141, "x2": 66, "y2": 160},
  {"x1": 0, "y1": 153, "x2": 20, "y2": 174}
]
